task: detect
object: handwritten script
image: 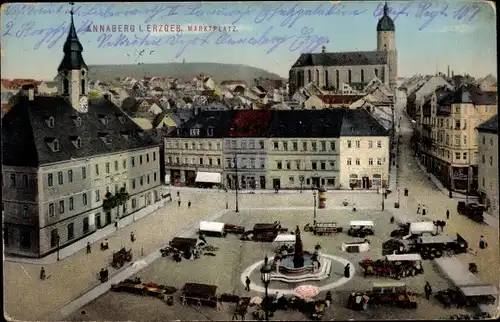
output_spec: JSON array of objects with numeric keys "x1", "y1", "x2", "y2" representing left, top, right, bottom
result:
[{"x1": 1, "y1": 1, "x2": 485, "y2": 54}]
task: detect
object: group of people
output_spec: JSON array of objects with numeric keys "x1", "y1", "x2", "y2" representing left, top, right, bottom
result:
[{"x1": 416, "y1": 204, "x2": 428, "y2": 216}]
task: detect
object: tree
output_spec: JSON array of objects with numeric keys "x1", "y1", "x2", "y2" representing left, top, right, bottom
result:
[
  {"x1": 115, "y1": 187, "x2": 130, "y2": 214},
  {"x1": 102, "y1": 192, "x2": 117, "y2": 223},
  {"x1": 88, "y1": 89, "x2": 101, "y2": 99}
]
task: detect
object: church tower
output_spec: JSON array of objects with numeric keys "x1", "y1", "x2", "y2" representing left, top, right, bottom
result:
[
  {"x1": 376, "y1": 2, "x2": 397, "y2": 91},
  {"x1": 58, "y1": 3, "x2": 89, "y2": 113}
]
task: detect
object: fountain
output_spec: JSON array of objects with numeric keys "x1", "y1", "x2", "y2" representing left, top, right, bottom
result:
[{"x1": 270, "y1": 226, "x2": 332, "y2": 283}]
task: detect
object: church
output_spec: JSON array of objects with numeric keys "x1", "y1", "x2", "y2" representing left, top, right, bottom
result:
[
  {"x1": 288, "y1": 2, "x2": 397, "y2": 96},
  {"x1": 2, "y1": 6, "x2": 162, "y2": 258}
]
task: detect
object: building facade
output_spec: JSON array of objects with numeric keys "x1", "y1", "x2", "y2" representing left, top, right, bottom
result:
[
  {"x1": 417, "y1": 86, "x2": 497, "y2": 192},
  {"x1": 476, "y1": 115, "x2": 498, "y2": 218},
  {"x1": 2, "y1": 13, "x2": 161, "y2": 258},
  {"x1": 289, "y1": 3, "x2": 397, "y2": 96}
]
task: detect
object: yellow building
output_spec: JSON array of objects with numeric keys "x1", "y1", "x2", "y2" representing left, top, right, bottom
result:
[{"x1": 476, "y1": 115, "x2": 498, "y2": 218}]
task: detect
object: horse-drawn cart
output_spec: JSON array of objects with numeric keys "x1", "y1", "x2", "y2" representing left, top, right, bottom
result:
[
  {"x1": 111, "y1": 278, "x2": 177, "y2": 298},
  {"x1": 224, "y1": 224, "x2": 245, "y2": 235},
  {"x1": 180, "y1": 283, "x2": 218, "y2": 308},
  {"x1": 359, "y1": 254, "x2": 423, "y2": 279},
  {"x1": 111, "y1": 248, "x2": 133, "y2": 269}
]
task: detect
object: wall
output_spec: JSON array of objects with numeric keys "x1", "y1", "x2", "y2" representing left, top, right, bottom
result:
[
  {"x1": 477, "y1": 132, "x2": 499, "y2": 218},
  {"x1": 223, "y1": 137, "x2": 268, "y2": 188}
]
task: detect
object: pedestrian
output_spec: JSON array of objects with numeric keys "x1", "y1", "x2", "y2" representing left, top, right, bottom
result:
[
  {"x1": 199, "y1": 232, "x2": 207, "y2": 244},
  {"x1": 417, "y1": 204, "x2": 421, "y2": 214},
  {"x1": 188, "y1": 201, "x2": 191, "y2": 209},
  {"x1": 446, "y1": 209, "x2": 450, "y2": 219},
  {"x1": 86, "y1": 241, "x2": 91, "y2": 254},
  {"x1": 479, "y1": 235, "x2": 488, "y2": 249},
  {"x1": 404, "y1": 188, "x2": 408, "y2": 196},
  {"x1": 130, "y1": 231, "x2": 135, "y2": 243},
  {"x1": 344, "y1": 263, "x2": 351, "y2": 278},
  {"x1": 177, "y1": 191, "x2": 180, "y2": 197},
  {"x1": 178, "y1": 199, "x2": 181, "y2": 207},
  {"x1": 424, "y1": 281, "x2": 432, "y2": 300},
  {"x1": 40, "y1": 267, "x2": 46, "y2": 280},
  {"x1": 245, "y1": 276, "x2": 251, "y2": 291},
  {"x1": 422, "y1": 205, "x2": 427, "y2": 216}
]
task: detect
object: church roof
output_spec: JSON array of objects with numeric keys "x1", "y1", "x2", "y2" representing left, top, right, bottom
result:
[
  {"x1": 1, "y1": 96, "x2": 157, "y2": 166},
  {"x1": 292, "y1": 51, "x2": 388, "y2": 68},
  {"x1": 58, "y1": 13, "x2": 88, "y2": 72},
  {"x1": 377, "y1": 3, "x2": 395, "y2": 32}
]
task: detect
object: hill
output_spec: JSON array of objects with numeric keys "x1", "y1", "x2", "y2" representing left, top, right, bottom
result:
[{"x1": 87, "y1": 63, "x2": 285, "y2": 84}]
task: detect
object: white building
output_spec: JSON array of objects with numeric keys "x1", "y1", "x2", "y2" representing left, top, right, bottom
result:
[{"x1": 476, "y1": 115, "x2": 498, "y2": 218}]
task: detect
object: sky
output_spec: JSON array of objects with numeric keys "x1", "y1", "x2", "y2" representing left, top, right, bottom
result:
[{"x1": 1, "y1": 1, "x2": 497, "y2": 80}]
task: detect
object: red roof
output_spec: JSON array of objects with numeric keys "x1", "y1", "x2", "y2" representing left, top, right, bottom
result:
[
  {"x1": 2, "y1": 78, "x2": 42, "y2": 90},
  {"x1": 228, "y1": 110, "x2": 272, "y2": 137}
]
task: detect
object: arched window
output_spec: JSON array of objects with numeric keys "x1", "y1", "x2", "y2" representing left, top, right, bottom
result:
[
  {"x1": 348, "y1": 70, "x2": 352, "y2": 84},
  {"x1": 325, "y1": 70, "x2": 329, "y2": 87},
  {"x1": 335, "y1": 70, "x2": 340, "y2": 89},
  {"x1": 63, "y1": 79, "x2": 69, "y2": 95},
  {"x1": 81, "y1": 79, "x2": 85, "y2": 94},
  {"x1": 374, "y1": 68, "x2": 379, "y2": 78},
  {"x1": 308, "y1": 70, "x2": 312, "y2": 83},
  {"x1": 316, "y1": 69, "x2": 319, "y2": 85},
  {"x1": 361, "y1": 69, "x2": 365, "y2": 83}
]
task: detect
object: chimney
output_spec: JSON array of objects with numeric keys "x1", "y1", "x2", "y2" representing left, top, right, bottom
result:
[
  {"x1": 322, "y1": 46, "x2": 326, "y2": 53},
  {"x1": 447, "y1": 66, "x2": 450, "y2": 78},
  {"x1": 28, "y1": 88, "x2": 35, "y2": 101}
]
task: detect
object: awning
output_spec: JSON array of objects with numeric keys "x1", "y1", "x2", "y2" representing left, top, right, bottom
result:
[
  {"x1": 195, "y1": 172, "x2": 221, "y2": 183},
  {"x1": 410, "y1": 222, "x2": 436, "y2": 234},
  {"x1": 273, "y1": 234, "x2": 296, "y2": 243},
  {"x1": 418, "y1": 235, "x2": 455, "y2": 244},
  {"x1": 458, "y1": 284, "x2": 500, "y2": 297},
  {"x1": 199, "y1": 221, "x2": 225, "y2": 233},
  {"x1": 350, "y1": 221, "x2": 374, "y2": 227},
  {"x1": 386, "y1": 253, "x2": 422, "y2": 261}
]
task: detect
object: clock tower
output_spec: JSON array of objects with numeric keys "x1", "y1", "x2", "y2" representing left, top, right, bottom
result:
[{"x1": 58, "y1": 3, "x2": 89, "y2": 113}]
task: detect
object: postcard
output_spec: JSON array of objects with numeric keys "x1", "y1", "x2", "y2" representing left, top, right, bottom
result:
[{"x1": 1, "y1": 1, "x2": 498, "y2": 321}]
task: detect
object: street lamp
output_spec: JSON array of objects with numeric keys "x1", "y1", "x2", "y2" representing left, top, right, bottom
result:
[
  {"x1": 234, "y1": 153, "x2": 239, "y2": 213},
  {"x1": 381, "y1": 181, "x2": 385, "y2": 211},
  {"x1": 313, "y1": 189, "x2": 317, "y2": 224},
  {"x1": 260, "y1": 261, "x2": 272, "y2": 321},
  {"x1": 56, "y1": 233, "x2": 60, "y2": 261}
]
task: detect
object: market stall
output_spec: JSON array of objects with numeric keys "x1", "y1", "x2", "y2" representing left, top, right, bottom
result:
[
  {"x1": 168, "y1": 237, "x2": 200, "y2": 259},
  {"x1": 253, "y1": 223, "x2": 280, "y2": 242},
  {"x1": 180, "y1": 283, "x2": 218, "y2": 308},
  {"x1": 348, "y1": 221, "x2": 374, "y2": 237},
  {"x1": 341, "y1": 239, "x2": 370, "y2": 253},
  {"x1": 273, "y1": 234, "x2": 296, "y2": 244},
  {"x1": 199, "y1": 221, "x2": 226, "y2": 237}
]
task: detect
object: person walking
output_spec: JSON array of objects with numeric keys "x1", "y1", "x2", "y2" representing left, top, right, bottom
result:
[
  {"x1": 188, "y1": 201, "x2": 191, "y2": 209},
  {"x1": 178, "y1": 199, "x2": 181, "y2": 207},
  {"x1": 245, "y1": 276, "x2": 251, "y2": 291},
  {"x1": 479, "y1": 236, "x2": 488, "y2": 249},
  {"x1": 424, "y1": 281, "x2": 432, "y2": 300},
  {"x1": 86, "y1": 242, "x2": 91, "y2": 254},
  {"x1": 417, "y1": 204, "x2": 421, "y2": 214},
  {"x1": 130, "y1": 231, "x2": 135, "y2": 243},
  {"x1": 40, "y1": 267, "x2": 46, "y2": 280},
  {"x1": 344, "y1": 263, "x2": 351, "y2": 278},
  {"x1": 199, "y1": 232, "x2": 207, "y2": 244},
  {"x1": 422, "y1": 205, "x2": 427, "y2": 216},
  {"x1": 446, "y1": 209, "x2": 450, "y2": 219}
]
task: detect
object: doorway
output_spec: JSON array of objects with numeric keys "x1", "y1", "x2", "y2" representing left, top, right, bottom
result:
[
  {"x1": 272, "y1": 179, "x2": 281, "y2": 190},
  {"x1": 260, "y1": 176, "x2": 266, "y2": 189},
  {"x1": 362, "y1": 176, "x2": 370, "y2": 189},
  {"x1": 105, "y1": 212, "x2": 112, "y2": 226},
  {"x1": 312, "y1": 177, "x2": 320, "y2": 188},
  {"x1": 95, "y1": 213, "x2": 101, "y2": 229}
]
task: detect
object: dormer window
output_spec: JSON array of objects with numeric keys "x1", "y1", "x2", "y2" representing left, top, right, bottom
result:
[
  {"x1": 121, "y1": 131, "x2": 130, "y2": 140},
  {"x1": 70, "y1": 136, "x2": 82, "y2": 149},
  {"x1": 45, "y1": 116, "x2": 55, "y2": 128},
  {"x1": 98, "y1": 132, "x2": 112, "y2": 144},
  {"x1": 45, "y1": 138, "x2": 60, "y2": 152},
  {"x1": 116, "y1": 113, "x2": 126, "y2": 123},
  {"x1": 71, "y1": 115, "x2": 82, "y2": 127},
  {"x1": 98, "y1": 115, "x2": 109, "y2": 125},
  {"x1": 207, "y1": 127, "x2": 215, "y2": 137}
]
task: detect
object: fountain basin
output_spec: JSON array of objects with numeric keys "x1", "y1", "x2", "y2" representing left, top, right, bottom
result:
[{"x1": 272, "y1": 252, "x2": 317, "y2": 276}]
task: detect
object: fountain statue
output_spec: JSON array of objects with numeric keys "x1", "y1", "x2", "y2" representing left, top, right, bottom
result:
[{"x1": 293, "y1": 225, "x2": 305, "y2": 268}]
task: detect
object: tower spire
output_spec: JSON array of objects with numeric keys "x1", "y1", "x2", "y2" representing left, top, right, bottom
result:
[
  {"x1": 58, "y1": 2, "x2": 87, "y2": 72},
  {"x1": 383, "y1": 1, "x2": 389, "y2": 16}
]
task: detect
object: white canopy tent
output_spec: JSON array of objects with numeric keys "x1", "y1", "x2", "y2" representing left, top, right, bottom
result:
[
  {"x1": 195, "y1": 172, "x2": 221, "y2": 183},
  {"x1": 350, "y1": 220, "x2": 374, "y2": 227},
  {"x1": 386, "y1": 253, "x2": 422, "y2": 261},
  {"x1": 199, "y1": 221, "x2": 225, "y2": 234},
  {"x1": 418, "y1": 235, "x2": 454, "y2": 244},
  {"x1": 458, "y1": 284, "x2": 500, "y2": 297},
  {"x1": 410, "y1": 222, "x2": 436, "y2": 235},
  {"x1": 273, "y1": 234, "x2": 296, "y2": 243}
]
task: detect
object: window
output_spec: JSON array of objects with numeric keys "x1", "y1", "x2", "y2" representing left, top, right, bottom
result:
[
  {"x1": 260, "y1": 158, "x2": 265, "y2": 168},
  {"x1": 82, "y1": 167, "x2": 86, "y2": 179},
  {"x1": 377, "y1": 140, "x2": 382, "y2": 148},
  {"x1": 292, "y1": 142, "x2": 298, "y2": 151},
  {"x1": 140, "y1": 155, "x2": 143, "y2": 165},
  {"x1": 273, "y1": 141, "x2": 279, "y2": 150},
  {"x1": 283, "y1": 142, "x2": 288, "y2": 151},
  {"x1": 95, "y1": 164, "x2": 99, "y2": 175},
  {"x1": 321, "y1": 141, "x2": 326, "y2": 151},
  {"x1": 131, "y1": 157, "x2": 135, "y2": 167},
  {"x1": 217, "y1": 158, "x2": 221, "y2": 166},
  {"x1": 490, "y1": 138, "x2": 494, "y2": 145},
  {"x1": 455, "y1": 120, "x2": 460, "y2": 129},
  {"x1": 105, "y1": 162, "x2": 110, "y2": 173},
  {"x1": 289, "y1": 176, "x2": 295, "y2": 183},
  {"x1": 463, "y1": 136, "x2": 467, "y2": 145},
  {"x1": 482, "y1": 136, "x2": 486, "y2": 145},
  {"x1": 154, "y1": 172, "x2": 157, "y2": 181},
  {"x1": 347, "y1": 140, "x2": 352, "y2": 148},
  {"x1": 81, "y1": 79, "x2": 86, "y2": 94},
  {"x1": 58, "y1": 171, "x2": 63, "y2": 185},
  {"x1": 241, "y1": 140, "x2": 247, "y2": 149},
  {"x1": 191, "y1": 142, "x2": 196, "y2": 150},
  {"x1": 83, "y1": 217, "x2": 89, "y2": 233},
  {"x1": 377, "y1": 158, "x2": 382, "y2": 165},
  {"x1": 455, "y1": 152, "x2": 460, "y2": 160},
  {"x1": 320, "y1": 162, "x2": 326, "y2": 170},
  {"x1": 454, "y1": 135, "x2": 460, "y2": 146},
  {"x1": 285, "y1": 161, "x2": 291, "y2": 170},
  {"x1": 95, "y1": 190, "x2": 100, "y2": 202},
  {"x1": 348, "y1": 69, "x2": 352, "y2": 83},
  {"x1": 140, "y1": 176, "x2": 144, "y2": 186},
  {"x1": 132, "y1": 179, "x2": 136, "y2": 189},
  {"x1": 114, "y1": 161, "x2": 118, "y2": 171},
  {"x1": 325, "y1": 70, "x2": 329, "y2": 86},
  {"x1": 355, "y1": 140, "x2": 360, "y2": 148},
  {"x1": 68, "y1": 170, "x2": 73, "y2": 183},
  {"x1": 132, "y1": 198, "x2": 137, "y2": 209},
  {"x1": 50, "y1": 229, "x2": 58, "y2": 247},
  {"x1": 82, "y1": 193, "x2": 87, "y2": 206},
  {"x1": 355, "y1": 158, "x2": 360, "y2": 165},
  {"x1": 347, "y1": 158, "x2": 352, "y2": 165},
  {"x1": 369, "y1": 158, "x2": 374, "y2": 165},
  {"x1": 482, "y1": 177, "x2": 485, "y2": 187},
  {"x1": 463, "y1": 152, "x2": 467, "y2": 160},
  {"x1": 374, "y1": 68, "x2": 379, "y2": 78},
  {"x1": 22, "y1": 174, "x2": 28, "y2": 187},
  {"x1": 146, "y1": 153, "x2": 150, "y2": 163},
  {"x1": 259, "y1": 140, "x2": 264, "y2": 149},
  {"x1": 69, "y1": 197, "x2": 74, "y2": 210},
  {"x1": 312, "y1": 162, "x2": 317, "y2": 170},
  {"x1": 22, "y1": 205, "x2": 29, "y2": 218},
  {"x1": 9, "y1": 173, "x2": 16, "y2": 187},
  {"x1": 296, "y1": 161, "x2": 301, "y2": 169},
  {"x1": 67, "y1": 223, "x2": 74, "y2": 240},
  {"x1": 277, "y1": 161, "x2": 282, "y2": 169},
  {"x1": 490, "y1": 156, "x2": 493, "y2": 166},
  {"x1": 302, "y1": 142, "x2": 307, "y2": 151},
  {"x1": 360, "y1": 69, "x2": 365, "y2": 83},
  {"x1": 185, "y1": 142, "x2": 189, "y2": 149},
  {"x1": 368, "y1": 141, "x2": 373, "y2": 148},
  {"x1": 123, "y1": 159, "x2": 126, "y2": 169},
  {"x1": 208, "y1": 158, "x2": 213, "y2": 166},
  {"x1": 153, "y1": 152, "x2": 156, "y2": 161},
  {"x1": 311, "y1": 142, "x2": 317, "y2": 151},
  {"x1": 49, "y1": 203, "x2": 55, "y2": 217},
  {"x1": 147, "y1": 174, "x2": 150, "y2": 184},
  {"x1": 199, "y1": 157, "x2": 203, "y2": 165}
]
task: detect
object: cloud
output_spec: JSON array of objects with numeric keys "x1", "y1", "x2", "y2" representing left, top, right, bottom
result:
[
  {"x1": 431, "y1": 24, "x2": 476, "y2": 34},
  {"x1": 150, "y1": 24, "x2": 254, "y2": 36}
]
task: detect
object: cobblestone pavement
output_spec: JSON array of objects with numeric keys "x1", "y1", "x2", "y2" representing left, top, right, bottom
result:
[{"x1": 67, "y1": 209, "x2": 473, "y2": 321}]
